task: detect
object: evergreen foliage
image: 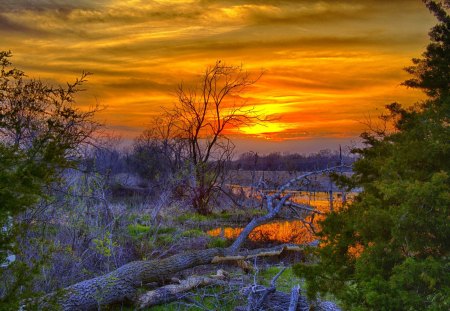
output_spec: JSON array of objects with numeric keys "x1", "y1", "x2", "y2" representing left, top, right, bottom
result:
[
  {"x1": 0, "y1": 51, "x2": 98, "y2": 256},
  {"x1": 294, "y1": 1, "x2": 450, "y2": 310},
  {"x1": 0, "y1": 51, "x2": 99, "y2": 308}
]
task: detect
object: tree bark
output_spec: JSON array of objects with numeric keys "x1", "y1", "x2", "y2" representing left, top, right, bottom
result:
[
  {"x1": 235, "y1": 289, "x2": 341, "y2": 311},
  {"x1": 34, "y1": 166, "x2": 347, "y2": 310},
  {"x1": 38, "y1": 248, "x2": 224, "y2": 310},
  {"x1": 235, "y1": 290, "x2": 309, "y2": 311},
  {"x1": 288, "y1": 285, "x2": 300, "y2": 311},
  {"x1": 36, "y1": 245, "x2": 302, "y2": 310},
  {"x1": 135, "y1": 274, "x2": 226, "y2": 309}
]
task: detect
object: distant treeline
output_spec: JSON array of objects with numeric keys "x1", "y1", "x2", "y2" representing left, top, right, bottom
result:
[
  {"x1": 82, "y1": 147, "x2": 356, "y2": 185},
  {"x1": 231, "y1": 149, "x2": 356, "y2": 172}
]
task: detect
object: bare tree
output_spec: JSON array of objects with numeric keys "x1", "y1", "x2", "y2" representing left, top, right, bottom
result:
[{"x1": 146, "y1": 61, "x2": 264, "y2": 214}]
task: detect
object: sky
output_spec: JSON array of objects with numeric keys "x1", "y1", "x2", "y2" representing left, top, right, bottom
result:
[{"x1": 0, "y1": 0, "x2": 436, "y2": 153}]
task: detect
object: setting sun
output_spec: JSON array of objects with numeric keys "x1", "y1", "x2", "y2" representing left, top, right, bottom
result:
[{"x1": 0, "y1": 0, "x2": 434, "y2": 151}]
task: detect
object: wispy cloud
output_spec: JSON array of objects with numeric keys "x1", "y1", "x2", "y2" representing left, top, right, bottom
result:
[{"x1": 0, "y1": 0, "x2": 434, "y2": 151}]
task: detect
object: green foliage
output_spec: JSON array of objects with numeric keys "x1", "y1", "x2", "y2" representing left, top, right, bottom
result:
[
  {"x1": 176, "y1": 211, "x2": 237, "y2": 223},
  {"x1": 92, "y1": 233, "x2": 117, "y2": 258},
  {"x1": 157, "y1": 227, "x2": 177, "y2": 234},
  {"x1": 127, "y1": 224, "x2": 151, "y2": 239},
  {"x1": 155, "y1": 234, "x2": 175, "y2": 246},
  {"x1": 259, "y1": 266, "x2": 304, "y2": 293},
  {"x1": 294, "y1": 3, "x2": 450, "y2": 310},
  {"x1": 181, "y1": 229, "x2": 206, "y2": 238},
  {"x1": 0, "y1": 51, "x2": 99, "y2": 306},
  {"x1": 176, "y1": 212, "x2": 209, "y2": 222},
  {"x1": 404, "y1": 1, "x2": 450, "y2": 98},
  {"x1": 127, "y1": 224, "x2": 177, "y2": 238},
  {"x1": 0, "y1": 51, "x2": 98, "y2": 251},
  {"x1": 148, "y1": 304, "x2": 178, "y2": 310},
  {"x1": 207, "y1": 237, "x2": 229, "y2": 248}
]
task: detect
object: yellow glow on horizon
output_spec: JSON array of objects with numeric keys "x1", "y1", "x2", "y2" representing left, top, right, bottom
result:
[
  {"x1": 238, "y1": 122, "x2": 292, "y2": 137},
  {"x1": 0, "y1": 0, "x2": 435, "y2": 148}
]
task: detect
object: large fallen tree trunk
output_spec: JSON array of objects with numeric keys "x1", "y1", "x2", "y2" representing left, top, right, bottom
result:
[
  {"x1": 39, "y1": 248, "x2": 224, "y2": 310},
  {"x1": 135, "y1": 272, "x2": 227, "y2": 309},
  {"x1": 36, "y1": 245, "x2": 303, "y2": 310},
  {"x1": 34, "y1": 166, "x2": 345, "y2": 310}
]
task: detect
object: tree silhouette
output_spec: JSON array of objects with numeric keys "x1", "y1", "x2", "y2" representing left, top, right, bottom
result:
[
  {"x1": 295, "y1": 2, "x2": 450, "y2": 310},
  {"x1": 145, "y1": 61, "x2": 263, "y2": 214},
  {"x1": 0, "y1": 50, "x2": 100, "y2": 264}
]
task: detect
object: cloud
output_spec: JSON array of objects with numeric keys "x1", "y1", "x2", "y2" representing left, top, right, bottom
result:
[
  {"x1": 0, "y1": 0, "x2": 110, "y2": 12},
  {"x1": 0, "y1": 14, "x2": 43, "y2": 34},
  {"x1": 0, "y1": 0, "x2": 435, "y2": 147}
]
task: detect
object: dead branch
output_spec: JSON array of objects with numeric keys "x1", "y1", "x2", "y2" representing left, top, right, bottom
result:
[
  {"x1": 288, "y1": 285, "x2": 300, "y2": 311},
  {"x1": 228, "y1": 165, "x2": 346, "y2": 253},
  {"x1": 34, "y1": 165, "x2": 346, "y2": 310},
  {"x1": 213, "y1": 244, "x2": 303, "y2": 263},
  {"x1": 135, "y1": 270, "x2": 228, "y2": 309},
  {"x1": 237, "y1": 267, "x2": 309, "y2": 311},
  {"x1": 34, "y1": 244, "x2": 304, "y2": 310}
]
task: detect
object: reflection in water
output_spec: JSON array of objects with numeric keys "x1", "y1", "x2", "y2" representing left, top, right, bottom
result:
[
  {"x1": 208, "y1": 191, "x2": 354, "y2": 245},
  {"x1": 208, "y1": 220, "x2": 315, "y2": 244}
]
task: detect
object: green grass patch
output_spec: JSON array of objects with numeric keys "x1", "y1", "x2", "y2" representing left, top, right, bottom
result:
[
  {"x1": 148, "y1": 302, "x2": 179, "y2": 310},
  {"x1": 207, "y1": 237, "x2": 230, "y2": 248},
  {"x1": 155, "y1": 234, "x2": 175, "y2": 246},
  {"x1": 127, "y1": 224, "x2": 151, "y2": 239},
  {"x1": 181, "y1": 229, "x2": 206, "y2": 238},
  {"x1": 176, "y1": 213, "x2": 209, "y2": 222},
  {"x1": 259, "y1": 266, "x2": 304, "y2": 293},
  {"x1": 176, "y1": 211, "x2": 248, "y2": 222},
  {"x1": 156, "y1": 226, "x2": 177, "y2": 234},
  {"x1": 128, "y1": 224, "x2": 177, "y2": 239}
]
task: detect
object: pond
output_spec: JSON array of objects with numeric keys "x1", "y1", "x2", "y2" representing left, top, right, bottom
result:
[{"x1": 208, "y1": 191, "x2": 355, "y2": 244}]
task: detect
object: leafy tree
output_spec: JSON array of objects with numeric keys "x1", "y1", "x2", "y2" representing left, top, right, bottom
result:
[
  {"x1": 0, "y1": 51, "x2": 99, "y2": 306},
  {"x1": 404, "y1": 0, "x2": 450, "y2": 98},
  {"x1": 294, "y1": 2, "x2": 450, "y2": 310}
]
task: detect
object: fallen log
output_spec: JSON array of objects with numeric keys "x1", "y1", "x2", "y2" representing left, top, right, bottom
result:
[
  {"x1": 38, "y1": 248, "x2": 224, "y2": 310},
  {"x1": 236, "y1": 267, "x2": 309, "y2": 311},
  {"x1": 235, "y1": 290, "x2": 309, "y2": 311},
  {"x1": 34, "y1": 167, "x2": 344, "y2": 310},
  {"x1": 211, "y1": 244, "x2": 303, "y2": 264},
  {"x1": 235, "y1": 287, "x2": 340, "y2": 311},
  {"x1": 234, "y1": 291, "x2": 341, "y2": 311},
  {"x1": 135, "y1": 270, "x2": 228, "y2": 309},
  {"x1": 235, "y1": 267, "x2": 340, "y2": 311},
  {"x1": 35, "y1": 244, "x2": 303, "y2": 310}
]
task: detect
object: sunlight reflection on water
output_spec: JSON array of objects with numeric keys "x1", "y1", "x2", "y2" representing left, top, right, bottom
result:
[{"x1": 208, "y1": 191, "x2": 354, "y2": 244}]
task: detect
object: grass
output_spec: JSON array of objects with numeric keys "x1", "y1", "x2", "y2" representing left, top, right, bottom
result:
[
  {"x1": 175, "y1": 210, "x2": 245, "y2": 223},
  {"x1": 115, "y1": 267, "x2": 306, "y2": 311},
  {"x1": 155, "y1": 234, "x2": 175, "y2": 245},
  {"x1": 258, "y1": 266, "x2": 304, "y2": 293},
  {"x1": 127, "y1": 224, "x2": 151, "y2": 238},
  {"x1": 176, "y1": 212, "x2": 210, "y2": 222},
  {"x1": 181, "y1": 229, "x2": 206, "y2": 238},
  {"x1": 207, "y1": 237, "x2": 230, "y2": 248},
  {"x1": 128, "y1": 224, "x2": 177, "y2": 239}
]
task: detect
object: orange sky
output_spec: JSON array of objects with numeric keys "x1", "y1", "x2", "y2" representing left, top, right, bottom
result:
[{"x1": 0, "y1": 0, "x2": 436, "y2": 153}]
